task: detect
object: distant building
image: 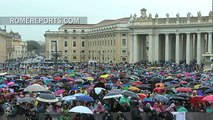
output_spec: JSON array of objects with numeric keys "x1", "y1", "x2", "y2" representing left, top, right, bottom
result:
[
  {"x1": 0, "y1": 28, "x2": 27, "y2": 63},
  {"x1": 45, "y1": 18, "x2": 130, "y2": 63},
  {"x1": 45, "y1": 9, "x2": 213, "y2": 64}
]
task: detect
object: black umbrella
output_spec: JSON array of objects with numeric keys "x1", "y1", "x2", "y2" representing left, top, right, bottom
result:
[
  {"x1": 169, "y1": 96, "x2": 186, "y2": 101},
  {"x1": 36, "y1": 93, "x2": 58, "y2": 103},
  {"x1": 121, "y1": 91, "x2": 139, "y2": 98},
  {"x1": 176, "y1": 93, "x2": 190, "y2": 98},
  {"x1": 139, "y1": 84, "x2": 151, "y2": 90},
  {"x1": 204, "y1": 88, "x2": 213, "y2": 94}
]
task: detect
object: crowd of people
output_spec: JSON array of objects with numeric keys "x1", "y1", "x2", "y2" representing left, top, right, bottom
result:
[{"x1": 0, "y1": 60, "x2": 213, "y2": 120}]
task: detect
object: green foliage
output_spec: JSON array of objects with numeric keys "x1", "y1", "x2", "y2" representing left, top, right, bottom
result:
[{"x1": 26, "y1": 40, "x2": 41, "y2": 51}]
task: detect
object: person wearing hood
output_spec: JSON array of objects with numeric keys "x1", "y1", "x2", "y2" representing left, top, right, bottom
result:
[{"x1": 94, "y1": 101, "x2": 105, "y2": 114}]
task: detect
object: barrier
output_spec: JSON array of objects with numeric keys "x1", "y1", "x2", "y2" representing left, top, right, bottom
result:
[{"x1": 0, "y1": 112, "x2": 213, "y2": 120}]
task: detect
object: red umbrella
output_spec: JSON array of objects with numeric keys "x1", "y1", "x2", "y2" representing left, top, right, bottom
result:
[
  {"x1": 189, "y1": 96, "x2": 204, "y2": 105},
  {"x1": 134, "y1": 81, "x2": 142, "y2": 85},
  {"x1": 54, "y1": 90, "x2": 65, "y2": 95},
  {"x1": 176, "y1": 87, "x2": 192, "y2": 92},
  {"x1": 138, "y1": 93, "x2": 146, "y2": 100},
  {"x1": 179, "y1": 81, "x2": 188, "y2": 84},
  {"x1": 202, "y1": 95, "x2": 213, "y2": 102},
  {"x1": 54, "y1": 76, "x2": 61, "y2": 81},
  {"x1": 153, "y1": 87, "x2": 164, "y2": 94}
]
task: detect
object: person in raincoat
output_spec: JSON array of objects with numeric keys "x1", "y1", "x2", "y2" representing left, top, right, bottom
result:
[
  {"x1": 119, "y1": 95, "x2": 130, "y2": 106},
  {"x1": 176, "y1": 102, "x2": 188, "y2": 112}
]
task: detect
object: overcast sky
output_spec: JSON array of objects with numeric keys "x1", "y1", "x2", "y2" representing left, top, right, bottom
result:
[{"x1": 0, "y1": 0, "x2": 212, "y2": 41}]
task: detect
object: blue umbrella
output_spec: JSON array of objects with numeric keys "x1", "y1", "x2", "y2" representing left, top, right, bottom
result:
[
  {"x1": 76, "y1": 95, "x2": 94, "y2": 102},
  {"x1": 154, "y1": 94, "x2": 169, "y2": 103},
  {"x1": 71, "y1": 86, "x2": 80, "y2": 91}
]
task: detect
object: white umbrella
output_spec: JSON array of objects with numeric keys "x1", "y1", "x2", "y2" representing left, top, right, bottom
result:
[
  {"x1": 103, "y1": 91, "x2": 123, "y2": 99},
  {"x1": 24, "y1": 84, "x2": 47, "y2": 92},
  {"x1": 36, "y1": 93, "x2": 58, "y2": 103},
  {"x1": 69, "y1": 106, "x2": 93, "y2": 114},
  {"x1": 94, "y1": 87, "x2": 105, "y2": 95}
]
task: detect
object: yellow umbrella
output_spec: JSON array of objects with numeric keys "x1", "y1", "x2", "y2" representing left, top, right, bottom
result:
[
  {"x1": 128, "y1": 86, "x2": 140, "y2": 92},
  {"x1": 194, "y1": 84, "x2": 202, "y2": 89},
  {"x1": 87, "y1": 77, "x2": 94, "y2": 81},
  {"x1": 100, "y1": 74, "x2": 109, "y2": 79}
]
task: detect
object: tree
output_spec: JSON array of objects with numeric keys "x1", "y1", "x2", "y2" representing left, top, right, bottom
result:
[
  {"x1": 26, "y1": 40, "x2": 42, "y2": 56},
  {"x1": 26, "y1": 40, "x2": 41, "y2": 51}
]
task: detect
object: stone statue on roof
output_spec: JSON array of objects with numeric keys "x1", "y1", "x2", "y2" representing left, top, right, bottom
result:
[
  {"x1": 166, "y1": 13, "x2": 169, "y2": 19},
  {"x1": 128, "y1": 14, "x2": 134, "y2": 23},
  {"x1": 209, "y1": 11, "x2": 213, "y2": 16},
  {"x1": 187, "y1": 12, "x2": 191, "y2": 18},
  {"x1": 141, "y1": 8, "x2": 147, "y2": 19},
  {"x1": 155, "y1": 13, "x2": 158, "y2": 19},
  {"x1": 176, "y1": 13, "x2": 180, "y2": 18},
  {"x1": 149, "y1": 13, "x2": 152, "y2": 19},
  {"x1": 197, "y1": 11, "x2": 201, "y2": 17}
]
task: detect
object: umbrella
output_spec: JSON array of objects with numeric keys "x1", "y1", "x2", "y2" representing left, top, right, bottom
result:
[
  {"x1": 128, "y1": 86, "x2": 140, "y2": 92},
  {"x1": 121, "y1": 90, "x2": 139, "y2": 98},
  {"x1": 169, "y1": 96, "x2": 186, "y2": 101},
  {"x1": 155, "y1": 83, "x2": 164, "y2": 87},
  {"x1": 17, "y1": 97, "x2": 34, "y2": 103},
  {"x1": 24, "y1": 84, "x2": 47, "y2": 92},
  {"x1": 176, "y1": 87, "x2": 192, "y2": 92},
  {"x1": 54, "y1": 76, "x2": 61, "y2": 81},
  {"x1": 54, "y1": 90, "x2": 65, "y2": 95},
  {"x1": 61, "y1": 95, "x2": 76, "y2": 101},
  {"x1": 188, "y1": 96, "x2": 204, "y2": 105},
  {"x1": 36, "y1": 93, "x2": 58, "y2": 103},
  {"x1": 154, "y1": 94, "x2": 169, "y2": 103},
  {"x1": 87, "y1": 77, "x2": 94, "y2": 81},
  {"x1": 76, "y1": 95, "x2": 94, "y2": 102},
  {"x1": 153, "y1": 87, "x2": 164, "y2": 93},
  {"x1": 103, "y1": 91, "x2": 123, "y2": 99},
  {"x1": 204, "y1": 88, "x2": 213, "y2": 95},
  {"x1": 7, "y1": 81, "x2": 15, "y2": 86},
  {"x1": 139, "y1": 84, "x2": 151, "y2": 90},
  {"x1": 202, "y1": 95, "x2": 213, "y2": 102},
  {"x1": 69, "y1": 106, "x2": 93, "y2": 114},
  {"x1": 100, "y1": 74, "x2": 109, "y2": 79},
  {"x1": 94, "y1": 87, "x2": 105, "y2": 95},
  {"x1": 176, "y1": 93, "x2": 191, "y2": 98},
  {"x1": 138, "y1": 93, "x2": 146, "y2": 100}
]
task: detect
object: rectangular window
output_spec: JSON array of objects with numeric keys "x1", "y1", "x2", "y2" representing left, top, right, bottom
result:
[
  {"x1": 73, "y1": 56, "x2": 77, "y2": 59},
  {"x1": 122, "y1": 50, "x2": 126, "y2": 53},
  {"x1": 73, "y1": 37, "x2": 76, "y2": 39},
  {"x1": 64, "y1": 50, "x2": 67, "y2": 53},
  {"x1": 73, "y1": 41, "x2": 76, "y2": 47},
  {"x1": 122, "y1": 39, "x2": 126, "y2": 46},
  {"x1": 64, "y1": 41, "x2": 68, "y2": 47},
  {"x1": 82, "y1": 30, "x2": 85, "y2": 32},
  {"x1": 64, "y1": 30, "x2": 67, "y2": 32},
  {"x1": 73, "y1": 30, "x2": 76, "y2": 32},
  {"x1": 122, "y1": 58, "x2": 126, "y2": 61},
  {"x1": 122, "y1": 34, "x2": 126, "y2": 36},
  {"x1": 64, "y1": 56, "x2": 68, "y2": 59},
  {"x1": 82, "y1": 41, "x2": 85, "y2": 47},
  {"x1": 73, "y1": 50, "x2": 76, "y2": 53}
]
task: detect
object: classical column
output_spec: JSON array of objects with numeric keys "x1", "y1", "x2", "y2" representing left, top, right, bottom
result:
[
  {"x1": 208, "y1": 32, "x2": 212, "y2": 53},
  {"x1": 186, "y1": 33, "x2": 191, "y2": 64},
  {"x1": 133, "y1": 34, "x2": 138, "y2": 62},
  {"x1": 154, "y1": 34, "x2": 159, "y2": 62},
  {"x1": 129, "y1": 33, "x2": 134, "y2": 63},
  {"x1": 175, "y1": 34, "x2": 180, "y2": 64},
  {"x1": 165, "y1": 34, "x2": 170, "y2": 61},
  {"x1": 148, "y1": 34, "x2": 153, "y2": 63},
  {"x1": 197, "y1": 33, "x2": 201, "y2": 64}
]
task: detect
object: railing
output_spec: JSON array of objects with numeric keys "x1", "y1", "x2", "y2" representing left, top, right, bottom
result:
[{"x1": 1, "y1": 112, "x2": 213, "y2": 120}]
